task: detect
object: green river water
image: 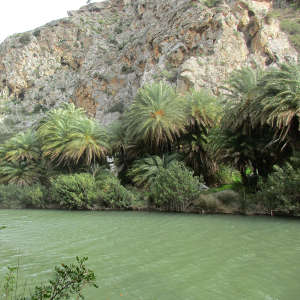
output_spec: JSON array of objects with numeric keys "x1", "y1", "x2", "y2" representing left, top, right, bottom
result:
[{"x1": 0, "y1": 210, "x2": 300, "y2": 300}]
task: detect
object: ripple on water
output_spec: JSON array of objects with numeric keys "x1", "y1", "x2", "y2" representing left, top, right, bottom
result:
[{"x1": 0, "y1": 210, "x2": 300, "y2": 300}]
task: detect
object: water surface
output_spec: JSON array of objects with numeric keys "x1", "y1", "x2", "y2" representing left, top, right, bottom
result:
[{"x1": 0, "y1": 210, "x2": 300, "y2": 300}]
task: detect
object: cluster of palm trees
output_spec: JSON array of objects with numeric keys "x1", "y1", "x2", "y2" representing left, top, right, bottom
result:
[
  {"x1": 110, "y1": 82, "x2": 220, "y2": 186},
  {"x1": 214, "y1": 63, "x2": 300, "y2": 185},
  {"x1": 0, "y1": 104, "x2": 110, "y2": 185},
  {"x1": 0, "y1": 63, "x2": 299, "y2": 189}
]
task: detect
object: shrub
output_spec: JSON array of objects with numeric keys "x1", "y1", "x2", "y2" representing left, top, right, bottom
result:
[
  {"x1": 0, "y1": 184, "x2": 24, "y2": 208},
  {"x1": 0, "y1": 257, "x2": 97, "y2": 300},
  {"x1": 149, "y1": 162, "x2": 205, "y2": 212},
  {"x1": 18, "y1": 33, "x2": 31, "y2": 45},
  {"x1": 96, "y1": 172, "x2": 135, "y2": 208},
  {"x1": 21, "y1": 184, "x2": 47, "y2": 208},
  {"x1": 0, "y1": 184, "x2": 46, "y2": 208},
  {"x1": 215, "y1": 165, "x2": 242, "y2": 185},
  {"x1": 128, "y1": 154, "x2": 179, "y2": 187},
  {"x1": 27, "y1": 257, "x2": 97, "y2": 300},
  {"x1": 50, "y1": 173, "x2": 98, "y2": 209},
  {"x1": 256, "y1": 163, "x2": 300, "y2": 215}
]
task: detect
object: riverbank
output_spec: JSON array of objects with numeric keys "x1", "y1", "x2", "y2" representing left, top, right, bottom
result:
[
  {"x1": 1, "y1": 194, "x2": 295, "y2": 218},
  {"x1": 0, "y1": 166, "x2": 299, "y2": 217}
]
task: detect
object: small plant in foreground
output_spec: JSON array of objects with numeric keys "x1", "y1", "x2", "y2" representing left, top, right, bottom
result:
[{"x1": 0, "y1": 257, "x2": 98, "y2": 300}]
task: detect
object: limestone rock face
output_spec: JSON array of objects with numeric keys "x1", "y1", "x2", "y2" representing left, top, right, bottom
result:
[{"x1": 0, "y1": 0, "x2": 297, "y2": 133}]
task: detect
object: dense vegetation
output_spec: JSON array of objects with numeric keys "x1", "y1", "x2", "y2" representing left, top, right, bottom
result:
[{"x1": 0, "y1": 63, "x2": 299, "y2": 215}]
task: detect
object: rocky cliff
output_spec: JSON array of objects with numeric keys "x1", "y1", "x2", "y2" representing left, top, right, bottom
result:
[{"x1": 0, "y1": 0, "x2": 298, "y2": 136}]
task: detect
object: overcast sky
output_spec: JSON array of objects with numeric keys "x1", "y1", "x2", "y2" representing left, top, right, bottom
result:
[{"x1": 0, "y1": 0, "x2": 90, "y2": 43}]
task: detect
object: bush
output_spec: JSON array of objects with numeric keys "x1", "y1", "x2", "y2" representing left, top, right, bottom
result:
[
  {"x1": 0, "y1": 184, "x2": 23, "y2": 208},
  {"x1": 256, "y1": 164, "x2": 300, "y2": 215},
  {"x1": 21, "y1": 184, "x2": 47, "y2": 208},
  {"x1": 0, "y1": 184, "x2": 46, "y2": 208},
  {"x1": 0, "y1": 257, "x2": 97, "y2": 300},
  {"x1": 96, "y1": 172, "x2": 135, "y2": 208},
  {"x1": 50, "y1": 173, "x2": 98, "y2": 209},
  {"x1": 18, "y1": 33, "x2": 31, "y2": 45},
  {"x1": 149, "y1": 162, "x2": 205, "y2": 212}
]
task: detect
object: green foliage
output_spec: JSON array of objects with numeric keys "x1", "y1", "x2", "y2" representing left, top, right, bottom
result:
[
  {"x1": 0, "y1": 184, "x2": 47, "y2": 208},
  {"x1": 0, "y1": 162, "x2": 43, "y2": 186},
  {"x1": 150, "y1": 162, "x2": 204, "y2": 212},
  {"x1": 204, "y1": 0, "x2": 222, "y2": 7},
  {"x1": 123, "y1": 81, "x2": 186, "y2": 153},
  {"x1": 128, "y1": 153, "x2": 179, "y2": 187},
  {"x1": 96, "y1": 172, "x2": 135, "y2": 208},
  {"x1": 27, "y1": 257, "x2": 97, "y2": 300},
  {"x1": 179, "y1": 89, "x2": 221, "y2": 185},
  {"x1": 222, "y1": 67, "x2": 264, "y2": 102},
  {"x1": 256, "y1": 163, "x2": 300, "y2": 214},
  {"x1": 0, "y1": 266, "x2": 18, "y2": 300},
  {"x1": 221, "y1": 67, "x2": 264, "y2": 130},
  {"x1": 255, "y1": 63, "x2": 300, "y2": 145},
  {"x1": 0, "y1": 257, "x2": 97, "y2": 300},
  {"x1": 0, "y1": 130, "x2": 44, "y2": 186},
  {"x1": 0, "y1": 130, "x2": 40, "y2": 162},
  {"x1": 50, "y1": 173, "x2": 98, "y2": 209},
  {"x1": 185, "y1": 89, "x2": 221, "y2": 131},
  {"x1": 22, "y1": 184, "x2": 47, "y2": 208},
  {"x1": 0, "y1": 184, "x2": 23, "y2": 208},
  {"x1": 38, "y1": 103, "x2": 109, "y2": 167},
  {"x1": 214, "y1": 65, "x2": 297, "y2": 187},
  {"x1": 214, "y1": 165, "x2": 242, "y2": 185},
  {"x1": 18, "y1": 33, "x2": 31, "y2": 45},
  {"x1": 273, "y1": 6, "x2": 300, "y2": 52}
]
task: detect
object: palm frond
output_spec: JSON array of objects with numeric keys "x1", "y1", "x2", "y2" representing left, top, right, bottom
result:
[{"x1": 123, "y1": 81, "x2": 187, "y2": 152}]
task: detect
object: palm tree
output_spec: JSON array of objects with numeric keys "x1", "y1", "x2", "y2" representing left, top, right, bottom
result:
[
  {"x1": 38, "y1": 103, "x2": 109, "y2": 167},
  {"x1": 0, "y1": 161, "x2": 42, "y2": 186},
  {"x1": 63, "y1": 118, "x2": 110, "y2": 166},
  {"x1": 210, "y1": 126, "x2": 293, "y2": 186},
  {"x1": 180, "y1": 89, "x2": 221, "y2": 185},
  {"x1": 254, "y1": 63, "x2": 300, "y2": 149},
  {"x1": 128, "y1": 153, "x2": 179, "y2": 187},
  {"x1": 0, "y1": 130, "x2": 54, "y2": 185},
  {"x1": 212, "y1": 66, "x2": 294, "y2": 186},
  {"x1": 123, "y1": 82, "x2": 187, "y2": 153},
  {"x1": 221, "y1": 66, "x2": 265, "y2": 131},
  {"x1": 222, "y1": 67, "x2": 264, "y2": 101},
  {"x1": 0, "y1": 130, "x2": 40, "y2": 162},
  {"x1": 107, "y1": 119, "x2": 135, "y2": 182},
  {"x1": 185, "y1": 89, "x2": 220, "y2": 132}
]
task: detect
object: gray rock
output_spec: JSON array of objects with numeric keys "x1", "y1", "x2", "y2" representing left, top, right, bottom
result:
[{"x1": 0, "y1": 0, "x2": 297, "y2": 136}]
